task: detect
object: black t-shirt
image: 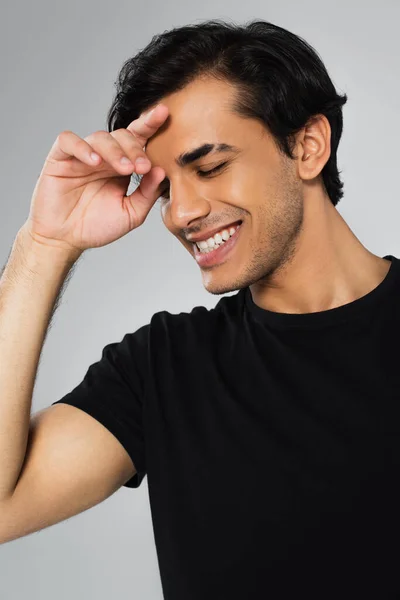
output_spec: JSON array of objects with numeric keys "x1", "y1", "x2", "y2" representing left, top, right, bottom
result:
[{"x1": 52, "y1": 254, "x2": 400, "y2": 599}]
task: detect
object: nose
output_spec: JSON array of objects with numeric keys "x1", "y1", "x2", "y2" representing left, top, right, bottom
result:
[{"x1": 163, "y1": 178, "x2": 212, "y2": 232}]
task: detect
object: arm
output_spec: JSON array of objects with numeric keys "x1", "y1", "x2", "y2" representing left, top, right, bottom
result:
[
  {"x1": 0, "y1": 224, "x2": 80, "y2": 501},
  {"x1": 0, "y1": 226, "x2": 136, "y2": 545}
]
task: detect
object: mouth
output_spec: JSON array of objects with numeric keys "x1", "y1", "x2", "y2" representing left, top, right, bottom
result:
[{"x1": 193, "y1": 221, "x2": 243, "y2": 268}]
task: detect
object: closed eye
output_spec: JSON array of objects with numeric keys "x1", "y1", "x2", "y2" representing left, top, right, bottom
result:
[
  {"x1": 197, "y1": 162, "x2": 228, "y2": 177},
  {"x1": 159, "y1": 162, "x2": 228, "y2": 200}
]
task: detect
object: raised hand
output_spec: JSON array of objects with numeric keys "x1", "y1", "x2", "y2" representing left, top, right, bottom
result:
[{"x1": 22, "y1": 103, "x2": 169, "y2": 256}]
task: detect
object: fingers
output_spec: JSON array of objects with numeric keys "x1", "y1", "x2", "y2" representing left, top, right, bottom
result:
[
  {"x1": 108, "y1": 128, "x2": 152, "y2": 174},
  {"x1": 125, "y1": 103, "x2": 169, "y2": 148},
  {"x1": 106, "y1": 103, "x2": 169, "y2": 171},
  {"x1": 126, "y1": 164, "x2": 166, "y2": 226},
  {"x1": 83, "y1": 130, "x2": 150, "y2": 175},
  {"x1": 48, "y1": 130, "x2": 101, "y2": 165},
  {"x1": 47, "y1": 103, "x2": 169, "y2": 175}
]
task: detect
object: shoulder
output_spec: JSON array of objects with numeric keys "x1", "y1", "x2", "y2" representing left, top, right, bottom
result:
[{"x1": 148, "y1": 288, "x2": 246, "y2": 342}]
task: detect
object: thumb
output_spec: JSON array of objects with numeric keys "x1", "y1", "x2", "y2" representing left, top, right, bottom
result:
[{"x1": 125, "y1": 165, "x2": 166, "y2": 226}]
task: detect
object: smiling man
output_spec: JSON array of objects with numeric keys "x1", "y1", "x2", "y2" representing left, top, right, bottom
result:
[
  {"x1": 2, "y1": 17, "x2": 400, "y2": 600},
  {"x1": 144, "y1": 75, "x2": 390, "y2": 307}
]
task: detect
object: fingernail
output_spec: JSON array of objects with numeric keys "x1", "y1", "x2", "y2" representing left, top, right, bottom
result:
[
  {"x1": 145, "y1": 106, "x2": 157, "y2": 120},
  {"x1": 120, "y1": 156, "x2": 133, "y2": 165}
]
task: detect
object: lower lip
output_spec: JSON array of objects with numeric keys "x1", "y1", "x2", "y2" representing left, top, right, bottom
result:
[{"x1": 193, "y1": 222, "x2": 243, "y2": 267}]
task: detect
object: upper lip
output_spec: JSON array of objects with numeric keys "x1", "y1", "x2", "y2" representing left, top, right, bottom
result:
[{"x1": 186, "y1": 220, "x2": 242, "y2": 243}]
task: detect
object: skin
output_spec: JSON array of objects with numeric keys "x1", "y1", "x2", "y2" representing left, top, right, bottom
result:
[{"x1": 145, "y1": 76, "x2": 390, "y2": 314}]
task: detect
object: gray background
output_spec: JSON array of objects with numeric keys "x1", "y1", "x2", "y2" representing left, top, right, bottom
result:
[{"x1": 1, "y1": 1, "x2": 399, "y2": 598}]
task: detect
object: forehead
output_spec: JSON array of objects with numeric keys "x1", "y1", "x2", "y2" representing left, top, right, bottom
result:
[
  {"x1": 144, "y1": 76, "x2": 278, "y2": 172},
  {"x1": 144, "y1": 78, "x2": 242, "y2": 161}
]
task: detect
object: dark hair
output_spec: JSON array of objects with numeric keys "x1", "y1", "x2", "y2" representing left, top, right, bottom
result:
[{"x1": 106, "y1": 18, "x2": 348, "y2": 206}]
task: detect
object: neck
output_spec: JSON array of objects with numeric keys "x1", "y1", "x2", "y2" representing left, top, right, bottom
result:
[{"x1": 250, "y1": 190, "x2": 390, "y2": 314}]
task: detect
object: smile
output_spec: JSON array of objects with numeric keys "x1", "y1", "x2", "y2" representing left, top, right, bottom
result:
[{"x1": 193, "y1": 222, "x2": 243, "y2": 267}]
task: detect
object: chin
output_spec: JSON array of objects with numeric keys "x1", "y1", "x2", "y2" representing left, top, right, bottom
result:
[{"x1": 201, "y1": 274, "x2": 245, "y2": 296}]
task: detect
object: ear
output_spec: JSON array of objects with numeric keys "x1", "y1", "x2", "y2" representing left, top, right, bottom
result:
[{"x1": 297, "y1": 114, "x2": 331, "y2": 181}]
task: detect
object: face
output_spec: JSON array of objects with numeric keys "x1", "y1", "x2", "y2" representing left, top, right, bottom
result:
[{"x1": 145, "y1": 76, "x2": 306, "y2": 296}]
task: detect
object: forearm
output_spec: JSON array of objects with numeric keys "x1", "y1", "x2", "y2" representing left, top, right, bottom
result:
[{"x1": 0, "y1": 225, "x2": 82, "y2": 500}]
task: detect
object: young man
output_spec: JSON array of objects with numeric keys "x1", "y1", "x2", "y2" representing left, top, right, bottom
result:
[{"x1": 1, "y1": 18, "x2": 398, "y2": 600}]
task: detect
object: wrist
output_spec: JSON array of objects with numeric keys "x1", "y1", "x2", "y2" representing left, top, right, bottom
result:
[
  {"x1": 6, "y1": 225, "x2": 83, "y2": 283},
  {"x1": 16, "y1": 224, "x2": 83, "y2": 265}
]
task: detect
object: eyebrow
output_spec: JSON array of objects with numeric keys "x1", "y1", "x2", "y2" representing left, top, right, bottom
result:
[
  {"x1": 175, "y1": 142, "x2": 241, "y2": 167},
  {"x1": 156, "y1": 143, "x2": 241, "y2": 191}
]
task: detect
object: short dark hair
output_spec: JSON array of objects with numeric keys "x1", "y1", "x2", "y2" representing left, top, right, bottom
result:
[{"x1": 106, "y1": 18, "x2": 348, "y2": 206}]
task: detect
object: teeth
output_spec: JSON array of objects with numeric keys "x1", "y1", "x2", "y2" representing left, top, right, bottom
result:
[{"x1": 196, "y1": 224, "x2": 241, "y2": 253}]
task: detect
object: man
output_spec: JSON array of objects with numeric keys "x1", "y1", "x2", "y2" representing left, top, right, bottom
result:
[{"x1": 0, "y1": 18, "x2": 398, "y2": 600}]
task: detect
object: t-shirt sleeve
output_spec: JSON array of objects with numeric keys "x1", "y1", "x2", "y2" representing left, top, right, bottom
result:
[{"x1": 51, "y1": 324, "x2": 150, "y2": 489}]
